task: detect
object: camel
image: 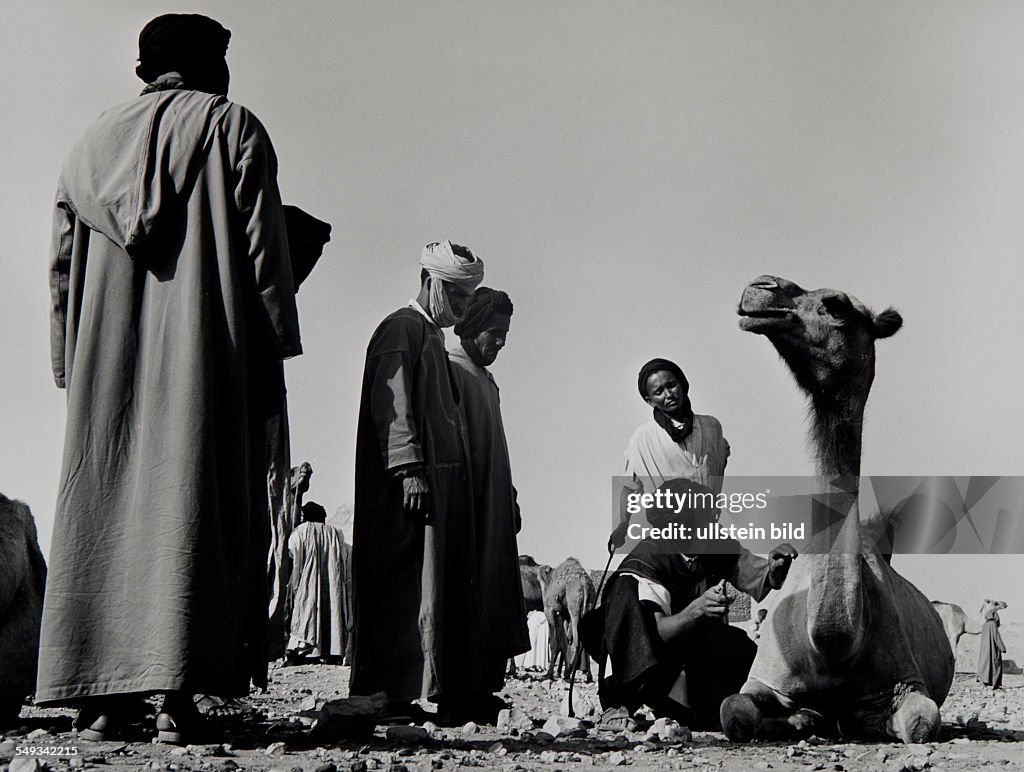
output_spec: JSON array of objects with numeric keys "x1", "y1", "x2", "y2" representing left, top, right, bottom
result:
[
  {"x1": 932, "y1": 599, "x2": 1007, "y2": 659},
  {"x1": 0, "y1": 494, "x2": 47, "y2": 725},
  {"x1": 518, "y1": 555, "x2": 552, "y2": 613},
  {"x1": 720, "y1": 275, "x2": 954, "y2": 744},
  {"x1": 543, "y1": 558, "x2": 595, "y2": 683}
]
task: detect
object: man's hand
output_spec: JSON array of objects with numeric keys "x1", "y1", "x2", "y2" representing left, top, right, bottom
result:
[
  {"x1": 684, "y1": 584, "x2": 731, "y2": 623},
  {"x1": 767, "y1": 542, "x2": 798, "y2": 588},
  {"x1": 402, "y1": 473, "x2": 429, "y2": 519}
]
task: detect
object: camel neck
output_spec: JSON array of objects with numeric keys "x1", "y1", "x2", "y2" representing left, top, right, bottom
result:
[{"x1": 810, "y1": 393, "x2": 866, "y2": 479}]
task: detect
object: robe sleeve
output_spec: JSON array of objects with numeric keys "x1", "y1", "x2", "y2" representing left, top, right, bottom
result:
[
  {"x1": 49, "y1": 195, "x2": 75, "y2": 389},
  {"x1": 234, "y1": 113, "x2": 302, "y2": 360},
  {"x1": 732, "y1": 547, "x2": 771, "y2": 602},
  {"x1": 366, "y1": 316, "x2": 426, "y2": 471}
]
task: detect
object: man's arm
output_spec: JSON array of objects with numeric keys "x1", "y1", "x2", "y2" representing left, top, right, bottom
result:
[
  {"x1": 234, "y1": 113, "x2": 301, "y2": 360},
  {"x1": 732, "y1": 544, "x2": 798, "y2": 602},
  {"x1": 366, "y1": 317, "x2": 430, "y2": 516},
  {"x1": 49, "y1": 195, "x2": 75, "y2": 389}
]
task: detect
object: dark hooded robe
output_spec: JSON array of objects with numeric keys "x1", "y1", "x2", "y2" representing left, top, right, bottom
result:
[
  {"x1": 977, "y1": 611, "x2": 1006, "y2": 689},
  {"x1": 448, "y1": 343, "x2": 530, "y2": 690},
  {"x1": 39, "y1": 87, "x2": 300, "y2": 703},
  {"x1": 350, "y1": 304, "x2": 476, "y2": 703}
]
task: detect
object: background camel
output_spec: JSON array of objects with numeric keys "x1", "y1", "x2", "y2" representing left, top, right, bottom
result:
[
  {"x1": 0, "y1": 494, "x2": 47, "y2": 725},
  {"x1": 932, "y1": 599, "x2": 1007, "y2": 659},
  {"x1": 720, "y1": 275, "x2": 954, "y2": 744},
  {"x1": 542, "y1": 558, "x2": 595, "y2": 682}
]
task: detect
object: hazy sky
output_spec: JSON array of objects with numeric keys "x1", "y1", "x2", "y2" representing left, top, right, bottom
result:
[{"x1": 2, "y1": 1, "x2": 1022, "y2": 621}]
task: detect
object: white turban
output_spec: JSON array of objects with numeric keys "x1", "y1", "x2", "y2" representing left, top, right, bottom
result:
[{"x1": 419, "y1": 240, "x2": 485, "y2": 327}]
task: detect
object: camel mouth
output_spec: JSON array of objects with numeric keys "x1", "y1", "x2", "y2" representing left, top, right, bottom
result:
[{"x1": 737, "y1": 306, "x2": 793, "y2": 334}]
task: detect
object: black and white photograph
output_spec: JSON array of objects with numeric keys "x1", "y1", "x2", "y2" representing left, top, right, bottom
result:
[{"x1": 2, "y1": 2, "x2": 1023, "y2": 770}]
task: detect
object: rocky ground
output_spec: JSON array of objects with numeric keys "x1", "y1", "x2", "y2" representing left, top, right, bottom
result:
[{"x1": 3, "y1": 662, "x2": 1024, "y2": 772}]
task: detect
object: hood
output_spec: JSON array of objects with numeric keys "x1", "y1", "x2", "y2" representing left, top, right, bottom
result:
[{"x1": 59, "y1": 89, "x2": 230, "y2": 258}]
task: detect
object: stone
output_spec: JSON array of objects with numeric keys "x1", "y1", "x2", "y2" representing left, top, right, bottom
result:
[
  {"x1": 312, "y1": 692, "x2": 387, "y2": 741},
  {"x1": 496, "y1": 708, "x2": 533, "y2": 733},
  {"x1": 0, "y1": 739, "x2": 18, "y2": 755},
  {"x1": 539, "y1": 751, "x2": 558, "y2": 763},
  {"x1": 384, "y1": 726, "x2": 429, "y2": 743},
  {"x1": 9, "y1": 758, "x2": 45, "y2": 772},
  {"x1": 265, "y1": 742, "x2": 288, "y2": 756},
  {"x1": 651, "y1": 718, "x2": 689, "y2": 743},
  {"x1": 542, "y1": 715, "x2": 583, "y2": 738},
  {"x1": 461, "y1": 722, "x2": 478, "y2": 736},
  {"x1": 606, "y1": 751, "x2": 627, "y2": 766},
  {"x1": 26, "y1": 729, "x2": 49, "y2": 741}
]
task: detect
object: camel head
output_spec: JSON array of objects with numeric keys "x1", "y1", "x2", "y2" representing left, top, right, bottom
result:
[
  {"x1": 738, "y1": 275, "x2": 902, "y2": 402},
  {"x1": 981, "y1": 598, "x2": 1008, "y2": 615}
]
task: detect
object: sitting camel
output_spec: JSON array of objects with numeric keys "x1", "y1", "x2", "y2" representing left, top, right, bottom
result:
[
  {"x1": 932, "y1": 599, "x2": 1007, "y2": 659},
  {"x1": 721, "y1": 275, "x2": 954, "y2": 744},
  {"x1": 543, "y1": 558, "x2": 595, "y2": 683},
  {"x1": 0, "y1": 494, "x2": 47, "y2": 725}
]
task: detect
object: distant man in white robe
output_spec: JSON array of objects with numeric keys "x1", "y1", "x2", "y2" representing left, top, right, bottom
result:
[
  {"x1": 449, "y1": 288, "x2": 529, "y2": 721},
  {"x1": 286, "y1": 502, "x2": 351, "y2": 664}
]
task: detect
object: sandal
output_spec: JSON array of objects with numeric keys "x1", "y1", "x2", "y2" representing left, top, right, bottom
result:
[
  {"x1": 156, "y1": 695, "x2": 215, "y2": 745},
  {"x1": 597, "y1": 706, "x2": 638, "y2": 732},
  {"x1": 74, "y1": 696, "x2": 151, "y2": 742},
  {"x1": 193, "y1": 694, "x2": 254, "y2": 721}
]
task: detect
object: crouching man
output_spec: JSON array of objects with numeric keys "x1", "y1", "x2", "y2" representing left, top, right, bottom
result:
[{"x1": 584, "y1": 478, "x2": 796, "y2": 731}]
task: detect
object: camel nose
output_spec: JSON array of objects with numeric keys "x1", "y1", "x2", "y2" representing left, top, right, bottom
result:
[{"x1": 750, "y1": 275, "x2": 780, "y2": 290}]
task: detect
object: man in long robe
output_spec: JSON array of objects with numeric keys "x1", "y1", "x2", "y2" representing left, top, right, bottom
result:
[
  {"x1": 39, "y1": 14, "x2": 301, "y2": 742},
  {"x1": 977, "y1": 602, "x2": 1007, "y2": 689},
  {"x1": 267, "y1": 461, "x2": 313, "y2": 660},
  {"x1": 448, "y1": 288, "x2": 530, "y2": 718},
  {"x1": 286, "y1": 502, "x2": 350, "y2": 663},
  {"x1": 350, "y1": 241, "x2": 483, "y2": 721},
  {"x1": 265, "y1": 205, "x2": 331, "y2": 661}
]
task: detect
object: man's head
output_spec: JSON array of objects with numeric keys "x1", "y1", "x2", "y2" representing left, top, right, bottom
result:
[
  {"x1": 638, "y1": 358, "x2": 690, "y2": 417},
  {"x1": 301, "y1": 501, "x2": 327, "y2": 523},
  {"x1": 136, "y1": 14, "x2": 231, "y2": 95},
  {"x1": 645, "y1": 477, "x2": 721, "y2": 554},
  {"x1": 454, "y1": 287, "x2": 513, "y2": 367},
  {"x1": 417, "y1": 241, "x2": 484, "y2": 327}
]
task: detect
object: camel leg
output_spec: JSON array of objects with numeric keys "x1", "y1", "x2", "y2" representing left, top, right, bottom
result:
[
  {"x1": 886, "y1": 691, "x2": 941, "y2": 744},
  {"x1": 544, "y1": 610, "x2": 562, "y2": 681},
  {"x1": 721, "y1": 680, "x2": 825, "y2": 743}
]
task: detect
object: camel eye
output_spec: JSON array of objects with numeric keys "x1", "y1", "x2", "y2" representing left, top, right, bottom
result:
[{"x1": 820, "y1": 295, "x2": 852, "y2": 320}]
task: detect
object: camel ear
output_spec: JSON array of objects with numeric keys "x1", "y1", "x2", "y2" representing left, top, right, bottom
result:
[{"x1": 873, "y1": 307, "x2": 903, "y2": 339}]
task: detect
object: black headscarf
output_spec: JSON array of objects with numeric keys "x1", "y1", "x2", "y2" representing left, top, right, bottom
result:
[
  {"x1": 136, "y1": 14, "x2": 231, "y2": 86},
  {"x1": 637, "y1": 358, "x2": 694, "y2": 443},
  {"x1": 453, "y1": 287, "x2": 513, "y2": 338},
  {"x1": 301, "y1": 501, "x2": 327, "y2": 523}
]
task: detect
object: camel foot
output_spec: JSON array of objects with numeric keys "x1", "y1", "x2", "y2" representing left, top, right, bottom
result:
[
  {"x1": 720, "y1": 694, "x2": 762, "y2": 743},
  {"x1": 888, "y1": 692, "x2": 940, "y2": 744}
]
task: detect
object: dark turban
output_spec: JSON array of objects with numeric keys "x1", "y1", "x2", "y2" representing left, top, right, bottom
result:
[
  {"x1": 637, "y1": 358, "x2": 689, "y2": 399},
  {"x1": 136, "y1": 14, "x2": 231, "y2": 84},
  {"x1": 454, "y1": 287, "x2": 514, "y2": 338},
  {"x1": 301, "y1": 501, "x2": 327, "y2": 523}
]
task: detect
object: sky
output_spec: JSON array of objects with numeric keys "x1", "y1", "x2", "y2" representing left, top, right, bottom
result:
[{"x1": 2, "y1": 1, "x2": 1023, "y2": 622}]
